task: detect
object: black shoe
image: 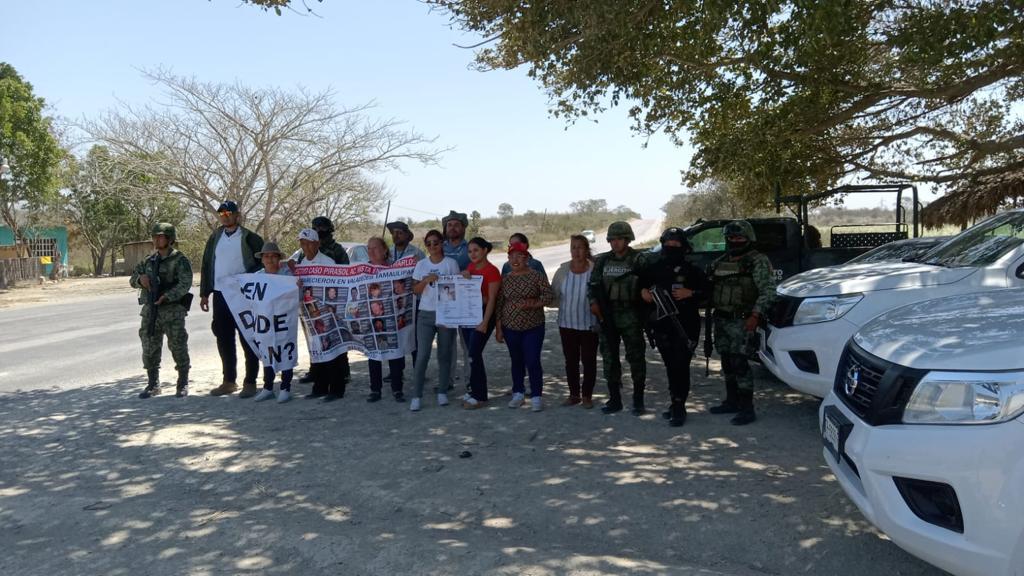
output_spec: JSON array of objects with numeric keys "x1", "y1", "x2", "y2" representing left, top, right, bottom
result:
[
  {"x1": 631, "y1": 400, "x2": 646, "y2": 416},
  {"x1": 366, "y1": 392, "x2": 382, "y2": 403},
  {"x1": 298, "y1": 373, "x2": 315, "y2": 384},
  {"x1": 601, "y1": 402, "x2": 623, "y2": 414},
  {"x1": 669, "y1": 404, "x2": 687, "y2": 427},
  {"x1": 175, "y1": 385, "x2": 188, "y2": 398},
  {"x1": 321, "y1": 393, "x2": 342, "y2": 403},
  {"x1": 661, "y1": 409, "x2": 671, "y2": 420},
  {"x1": 731, "y1": 410, "x2": 757, "y2": 425},
  {"x1": 139, "y1": 385, "x2": 160, "y2": 399},
  {"x1": 394, "y1": 391, "x2": 405, "y2": 402},
  {"x1": 709, "y1": 401, "x2": 740, "y2": 415},
  {"x1": 305, "y1": 390, "x2": 327, "y2": 399}
]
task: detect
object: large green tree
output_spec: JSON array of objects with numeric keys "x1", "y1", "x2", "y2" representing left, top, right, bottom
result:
[
  {"x1": 0, "y1": 63, "x2": 63, "y2": 240},
  {"x1": 429, "y1": 1, "x2": 1024, "y2": 204}
]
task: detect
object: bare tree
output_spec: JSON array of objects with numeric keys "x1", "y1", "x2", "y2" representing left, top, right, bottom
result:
[{"x1": 80, "y1": 69, "x2": 444, "y2": 238}]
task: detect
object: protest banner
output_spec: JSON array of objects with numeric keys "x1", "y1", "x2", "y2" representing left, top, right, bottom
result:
[
  {"x1": 222, "y1": 273, "x2": 301, "y2": 372},
  {"x1": 435, "y1": 275, "x2": 483, "y2": 327},
  {"x1": 293, "y1": 257, "x2": 417, "y2": 362}
]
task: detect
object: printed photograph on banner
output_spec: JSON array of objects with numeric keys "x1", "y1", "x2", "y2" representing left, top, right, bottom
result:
[
  {"x1": 392, "y1": 278, "x2": 411, "y2": 296},
  {"x1": 325, "y1": 286, "x2": 344, "y2": 303},
  {"x1": 311, "y1": 314, "x2": 337, "y2": 335},
  {"x1": 438, "y1": 282, "x2": 456, "y2": 302},
  {"x1": 320, "y1": 330, "x2": 343, "y2": 350},
  {"x1": 349, "y1": 286, "x2": 363, "y2": 302},
  {"x1": 395, "y1": 294, "x2": 410, "y2": 312},
  {"x1": 339, "y1": 327, "x2": 354, "y2": 342},
  {"x1": 346, "y1": 300, "x2": 369, "y2": 319},
  {"x1": 372, "y1": 317, "x2": 397, "y2": 333},
  {"x1": 362, "y1": 335, "x2": 377, "y2": 351},
  {"x1": 350, "y1": 319, "x2": 372, "y2": 335},
  {"x1": 369, "y1": 299, "x2": 394, "y2": 318}
]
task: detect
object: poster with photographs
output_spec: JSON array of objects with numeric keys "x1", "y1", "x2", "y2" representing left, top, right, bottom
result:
[
  {"x1": 293, "y1": 257, "x2": 417, "y2": 362},
  {"x1": 435, "y1": 275, "x2": 483, "y2": 327}
]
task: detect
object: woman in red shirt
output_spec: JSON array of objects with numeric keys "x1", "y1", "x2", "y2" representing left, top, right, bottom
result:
[{"x1": 461, "y1": 237, "x2": 502, "y2": 408}]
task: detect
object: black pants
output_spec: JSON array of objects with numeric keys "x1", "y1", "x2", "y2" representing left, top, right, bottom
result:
[
  {"x1": 262, "y1": 367, "x2": 294, "y2": 391},
  {"x1": 212, "y1": 290, "x2": 258, "y2": 384},
  {"x1": 370, "y1": 357, "x2": 405, "y2": 395},
  {"x1": 653, "y1": 329, "x2": 693, "y2": 404},
  {"x1": 312, "y1": 353, "x2": 350, "y2": 396}
]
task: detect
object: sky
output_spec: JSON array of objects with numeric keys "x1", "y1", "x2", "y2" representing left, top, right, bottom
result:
[
  {"x1": 3, "y1": 0, "x2": 698, "y2": 223},
  {"x1": 4, "y1": 0, "x2": 937, "y2": 225}
]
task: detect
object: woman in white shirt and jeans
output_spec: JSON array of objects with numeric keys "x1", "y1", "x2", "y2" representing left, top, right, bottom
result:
[
  {"x1": 550, "y1": 235, "x2": 599, "y2": 408},
  {"x1": 410, "y1": 229, "x2": 460, "y2": 411}
]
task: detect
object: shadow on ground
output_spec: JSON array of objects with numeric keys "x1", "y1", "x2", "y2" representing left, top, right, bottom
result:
[{"x1": 0, "y1": 315, "x2": 944, "y2": 576}]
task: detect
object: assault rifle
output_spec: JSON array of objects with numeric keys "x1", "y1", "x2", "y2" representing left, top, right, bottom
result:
[
  {"x1": 648, "y1": 285, "x2": 692, "y2": 346},
  {"x1": 146, "y1": 254, "x2": 161, "y2": 337}
]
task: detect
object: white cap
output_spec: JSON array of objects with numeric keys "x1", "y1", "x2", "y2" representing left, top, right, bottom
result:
[{"x1": 298, "y1": 228, "x2": 320, "y2": 242}]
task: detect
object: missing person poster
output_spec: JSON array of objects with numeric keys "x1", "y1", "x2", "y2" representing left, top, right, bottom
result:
[{"x1": 435, "y1": 275, "x2": 482, "y2": 327}]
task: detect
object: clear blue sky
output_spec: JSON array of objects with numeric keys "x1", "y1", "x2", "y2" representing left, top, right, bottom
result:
[{"x1": 3, "y1": 0, "x2": 698, "y2": 222}]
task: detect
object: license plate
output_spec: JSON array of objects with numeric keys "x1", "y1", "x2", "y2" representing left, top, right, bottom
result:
[{"x1": 822, "y1": 405, "x2": 852, "y2": 464}]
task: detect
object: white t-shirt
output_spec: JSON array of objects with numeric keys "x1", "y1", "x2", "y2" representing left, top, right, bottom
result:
[
  {"x1": 213, "y1": 229, "x2": 246, "y2": 291},
  {"x1": 413, "y1": 256, "x2": 459, "y2": 312},
  {"x1": 290, "y1": 250, "x2": 335, "y2": 266}
]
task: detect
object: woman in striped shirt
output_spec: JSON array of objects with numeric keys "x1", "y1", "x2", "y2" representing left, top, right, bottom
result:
[{"x1": 550, "y1": 235, "x2": 600, "y2": 408}]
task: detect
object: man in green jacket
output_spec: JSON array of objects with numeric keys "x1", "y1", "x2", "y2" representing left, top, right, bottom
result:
[
  {"x1": 200, "y1": 200, "x2": 264, "y2": 397},
  {"x1": 131, "y1": 223, "x2": 193, "y2": 399}
]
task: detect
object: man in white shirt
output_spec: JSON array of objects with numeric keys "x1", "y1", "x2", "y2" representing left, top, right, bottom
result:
[
  {"x1": 199, "y1": 201, "x2": 264, "y2": 398},
  {"x1": 289, "y1": 228, "x2": 349, "y2": 402}
]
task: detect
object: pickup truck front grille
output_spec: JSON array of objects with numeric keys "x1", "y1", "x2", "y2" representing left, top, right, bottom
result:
[
  {"x1": 834, "y1": 342, "x2": 926, "y2": 426},
  {"x1": 768, "y1": 295, "x2": 802, "y2": 328}
]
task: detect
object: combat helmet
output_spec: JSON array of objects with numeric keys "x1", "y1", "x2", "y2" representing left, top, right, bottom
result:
[
  {"x1": 659, "y1": 227, "x2": 691, "y2": 252},
  {"x1": 606, "y1": 221, "x2": 635, "y2": 242},
  {"x1": 722, "y1": 220, "x2": 756, "y2": 242},
  {"x1": 152, "y1": 222, "x2": 177, "y2": 243}
]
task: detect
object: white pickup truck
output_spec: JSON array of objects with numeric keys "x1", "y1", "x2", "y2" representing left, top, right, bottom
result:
[
  {"x1": 820, "y1": 288, "x2": 1024, "y2": 576},
  {"x1": 760, "y1": 209, "x2": 1024, "y2": 398}
]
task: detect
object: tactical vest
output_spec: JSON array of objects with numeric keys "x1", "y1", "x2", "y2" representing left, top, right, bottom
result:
[
  {"x1": 138, "y1": 251, "x2": 187, "y2": 305},
  {"x1": 600, "y1": 251, "x2": 639, "y2": 305},
  {"x1": 712, "y1": 257, "x2": 758, "y2": 313}
]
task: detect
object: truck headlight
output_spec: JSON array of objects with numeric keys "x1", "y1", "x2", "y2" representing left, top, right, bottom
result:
[
  {"x1": 904, "y1": 371, "x2": 1024, "y2": 425},
  {"x1": 792, "y1": 294, "x2": 862, "y2": 325}
]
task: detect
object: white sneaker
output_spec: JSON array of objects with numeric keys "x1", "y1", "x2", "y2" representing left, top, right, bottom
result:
[
  {"x1": 277, "y1": 390, "x2": 292, "y2": 403},
  {"x1": 437, "y1": 393, "x2": 449, "y2": 407},
  {"x1": 254, "y1": 389, "x2": 275, "y2": 402},
  {"x1": 531, "y1": 396, "x2": 543, "y2": 412},
  {"x1": 461, "y1": 393, "x2": 472, "y2": 402},
  {"x1": 410, "y1": 397, "x2": 422, "y2": 412},
  {"x1": 508, "y1": 392, "x2": 525, "y2": 408}
]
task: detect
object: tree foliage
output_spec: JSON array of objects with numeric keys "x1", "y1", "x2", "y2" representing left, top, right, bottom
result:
[
  {"x1": 81, "y1": 69, "x2": 443, "y2": 239},
  {"x1": 662, "y1": 180, "x2": 770, "y2": 227},
  {"x1": 430, "y1": 1, "x2": 1024, "y2": 203},
  {"x1": 0, "y1": 63, "x2": 63, "y2": 239}
]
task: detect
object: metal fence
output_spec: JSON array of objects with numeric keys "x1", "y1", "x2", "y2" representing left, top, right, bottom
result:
[{"x1": 0, "y1": 257, "x2": 42, "y2": 289}]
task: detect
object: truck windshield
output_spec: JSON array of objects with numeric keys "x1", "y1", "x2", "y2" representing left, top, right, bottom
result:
[{"x1": 921, "y1": 212, "x2": 1024, "y2": 267}]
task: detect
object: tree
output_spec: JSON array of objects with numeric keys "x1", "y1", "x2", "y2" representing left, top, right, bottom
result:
[
  {"x1": 82, "y1": 69, "x2": 444, "y2": 239},
  {"x1": 431, "y1": 1, "x2": 1024, "y2": 202},
  {"x1": 497, "y1": 202, "x2": 514, "y2": 224},
  {"x1": 468, "y1": 209, "x2": 481, "y2": 237},
  {"x1": 662, "y1": 180, "x2": 765, "y2": 227},
  {"x1": 569, "y1": 198, "x2": 608, "y2": 214},
  {"x1": 240, "y1": 0, "x2": 322, "y2": 16},
  {"x1": 0, "y1": 63, "x2": 63, "y2": 241}
]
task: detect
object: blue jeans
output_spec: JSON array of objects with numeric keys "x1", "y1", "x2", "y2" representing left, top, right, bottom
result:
[
  {"x1": 460, "y1": 320, "x2": 495, "y2": 402},
  {"x1": 504, "y1": 325, "x2": 545, "y2": 397},
  {"x1": 413, "y1": 310, "x2": 455, "y2": 399}
]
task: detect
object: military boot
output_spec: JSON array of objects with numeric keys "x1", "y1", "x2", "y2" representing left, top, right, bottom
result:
[
  {"x1": 669, "y1": 401, "x2": 687, "y2": 427},
  {"x1": 175, "y1": 370, "x2": 189, "y2": 398},
  {"x1": 631, "y1": 388, "x2": 646, "y2": 416},
  {"x1": 709, "y1": 378, "x2": 740, "y2": 414},
  {"x1": 601, "y1": 384, "x2": 623, "y2": 414},
  {"x1": 139, "y1": 369, "x2": 161, "y2": 399},
  {"x1": 731, "y1": 389, "x2": 757, "y2": 425},
  {"x1": 210, "y1": 381, "x2": 238, "y2": 396}
]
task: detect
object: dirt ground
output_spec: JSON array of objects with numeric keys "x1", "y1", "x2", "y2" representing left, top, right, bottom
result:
[
  {"x1": 0, "y1": 279, "x2": 946, "y2": 576},
  {"x1": 0, "y1": 276, "x2": 145, "y2": 308}
]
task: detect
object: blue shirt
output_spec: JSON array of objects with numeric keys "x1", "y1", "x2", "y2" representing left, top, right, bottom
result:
[
  {"x1": 443, "y1": 239, "x2": 470, "y2": 270},
  {"x1": 390, "y1": 244, "x2": 425, "y2": 263},
  {"x1": 501, "y1": 258, "x2": 546, "y2": 278}
]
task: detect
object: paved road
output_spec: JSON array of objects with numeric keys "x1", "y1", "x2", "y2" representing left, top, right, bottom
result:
[{"x1": 0, "y1": 292, "x2": 223, "y2": 393}]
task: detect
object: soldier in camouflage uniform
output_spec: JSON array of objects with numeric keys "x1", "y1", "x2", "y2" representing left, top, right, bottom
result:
[
  {"x1": 588, "y1": 221, "x2": 647, "y2": 415},
  {"x1": 708, "y1": 220, "x2": 775, "y2": 425},
  {"x1": 131, "y1": 223, "x2": 194, "y2": 399}
]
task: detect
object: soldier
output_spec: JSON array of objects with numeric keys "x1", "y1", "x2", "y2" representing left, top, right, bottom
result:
[
  {"x1": 312, "y1": 216, "x2": 350, "y2": 265},
  {"x1": 708, "y1": 220, "x2": 776, "y2": 425},
  {"x1": 588, "y1": 221, "x2": 647, "y2": 415},
  {"x1": 131, "y1": 223, "x2": 194, "y2": 399},
  {"x1": 635, "y1": 228, "x2": 708, "y2": 427}
]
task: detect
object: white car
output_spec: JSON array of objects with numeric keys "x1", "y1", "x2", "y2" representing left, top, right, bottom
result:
[
  {"x1": 581, "y1": 229, "x2": 596, "y2": 243},
  {"x1": 761, "y1": 209, "x2": 1024, "y2": 397},
  {"x1": 821, "y1": 288, "x2": 1024, "y2": 576}
]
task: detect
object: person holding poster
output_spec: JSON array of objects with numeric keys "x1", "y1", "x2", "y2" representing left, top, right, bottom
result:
[
  {"x1": 460, "y1": 237, "x2": 501, "y2": 409},
  {"x1": 290, "y1": 229, "x2": 348, "y2": 402},
  {"x1": 410, "y1": 229, "x2": 460, "y2": 412},
  {"x1": 249, "y1": 242, "x2": 299, "y2": 404},
  {"x1": 496, "y1": 243, "x2": 554, "y2": 412},
  {"x1": 365, "y1": 237, "x2": 406, "y2": 403}
]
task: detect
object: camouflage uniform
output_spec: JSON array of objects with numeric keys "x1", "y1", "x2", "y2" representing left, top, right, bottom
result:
[
  {"x1": 709, "y1": 220, "x2": 775, "y2": 424},
  {"x1": 588, "y1": 221, "x2": 646, "y2": 414},
  {"x1": 130, "y1": 223, "x2": 194, "y2": 398}
]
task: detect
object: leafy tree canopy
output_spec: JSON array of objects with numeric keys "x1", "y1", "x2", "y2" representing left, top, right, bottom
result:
[{"x1": 428, "y1": 1, "x2": 1024, "y2": 205}]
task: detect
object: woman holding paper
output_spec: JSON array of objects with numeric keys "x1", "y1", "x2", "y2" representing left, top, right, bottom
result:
[
  {"x1": 365, "y1": 236, "x2": 406, "y2": 403},
  {"x1": 496, "y1": 243, "x2": 554, "y2": 412},
  {"x1": 410, "y1": 230, "x2": 461, "y2": 411},
  {"x1": 460, "y1": 237, "x2": 501, "y2": 409}
]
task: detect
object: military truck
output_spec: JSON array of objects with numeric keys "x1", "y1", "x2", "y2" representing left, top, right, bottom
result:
[{"x1": 682, "y1": 184, "x2": 922, "y2": 281}]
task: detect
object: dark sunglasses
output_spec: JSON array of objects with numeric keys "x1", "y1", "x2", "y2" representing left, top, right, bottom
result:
[{"x1": 424, "y1": 240, "x2": 441, "y2": 246}]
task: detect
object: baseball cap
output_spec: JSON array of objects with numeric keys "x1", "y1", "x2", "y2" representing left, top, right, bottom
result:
[
  {"x1": 217, "y1": 200, "x2": 239, "y2": 213},
  {"x1": 298, "y1": 228, "x2": 320, "y2": 242}
]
